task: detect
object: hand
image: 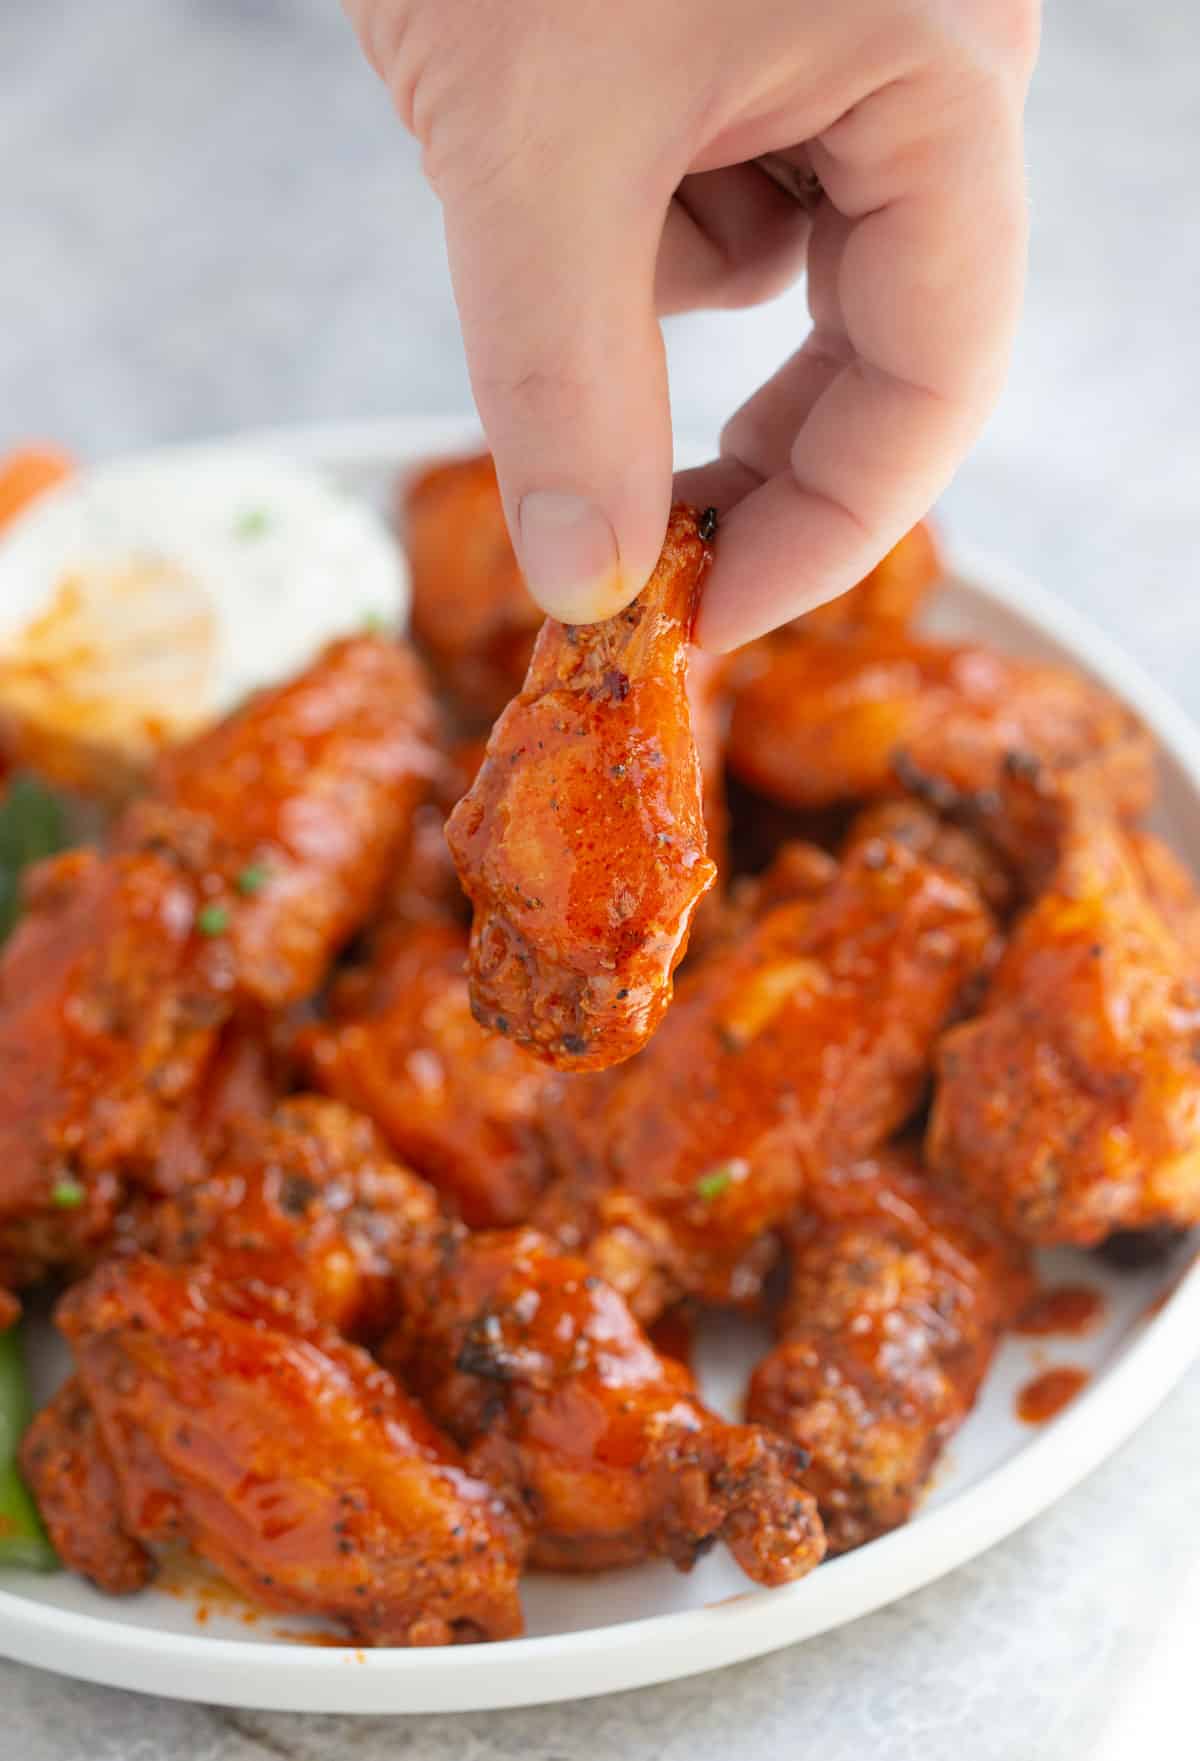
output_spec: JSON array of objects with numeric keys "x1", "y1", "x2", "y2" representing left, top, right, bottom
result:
[{"x1": 346, "y1": 0, "x2": 1038, "y2": 649}]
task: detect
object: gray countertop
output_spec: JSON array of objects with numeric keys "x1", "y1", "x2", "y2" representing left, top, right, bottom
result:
[{"x1": 2, "y1": 2, "x2": 1198, "y2": 1755}]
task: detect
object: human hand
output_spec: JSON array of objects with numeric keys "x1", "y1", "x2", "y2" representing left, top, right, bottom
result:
[{"x1": 346, "y1": 0, "x2": 1038, "y2": 649}]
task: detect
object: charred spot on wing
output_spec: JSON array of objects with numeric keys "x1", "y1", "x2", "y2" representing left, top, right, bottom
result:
[{"x1": 698, "y1": 507, "x2": 718, "y2": 543}]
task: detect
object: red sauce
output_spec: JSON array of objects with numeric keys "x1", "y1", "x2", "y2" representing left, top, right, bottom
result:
[
  {"x1": 648, "y1": 1306, "x2": 695, "y2": 1373},
  {"x1": 1016, "y1": 1284, "x2": 1105, "y2": 1338},
  {"x1": 1016, "y1": 1366, "x2": 1090, "y2": 1424}
]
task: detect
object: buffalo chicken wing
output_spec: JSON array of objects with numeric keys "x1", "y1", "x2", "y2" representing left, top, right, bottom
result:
[
  {"x1": 447, "y1": 505, "x2": 717, "y2": 1071},
  {"x1": 747, "y1": 1147, "x2": 1032, "y2": 1551},
  {"x1": 384, "y1": 1225, "x2": 824, "y2": 1584},
  {"x1": 539, "y1": 832, "x2": 994, "y2": 1320},
  {"x1": 928, "y1": 808, "x2": 1200, "y2": 1243},
  {"x1": 46, "y1": 1254, "x2": 524, "y2": 1644}
]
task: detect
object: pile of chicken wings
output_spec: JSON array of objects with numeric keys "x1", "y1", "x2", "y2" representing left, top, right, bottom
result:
[{"x1": 5, "y1": 452, "x2": 1198, "y2": 1645}]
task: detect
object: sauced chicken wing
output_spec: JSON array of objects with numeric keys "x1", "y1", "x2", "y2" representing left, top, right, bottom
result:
[
  {"x1": 928, "y1": 809, "x2": 1200, "y2": 1244},
  {"x1": 0, "y1": 637, "x2": 436, "y2": 1291},
  {"x1": 446, "y1": 506, "x2": 717, "y2": 1072},
  {"x1": 746, "y1": 1147, "x2": 1032, "y2": 1552},
  {"x1": 50, "y1": 1255, "x2": 524, "y2": 1644},
  {"x1": 403, "y1": 453, "x2": 544, "y2": 725},
  {"x1": 846, "y1": 799, "x2": 1016, "y2": 917},
  {"x1": 20, "y1": 1377, "x2": 155, "y2": 1594},
  {"x1": 383, "y1": 1225, "x2": 824, "y2": 1583},
  {"x1": 151, "y1": 1098, "x2": 443, "y2": 1338},
  {"x1": 127, "y1": 634, "x2": 440, "y2": 1008},
  {"x1": 727, "y1": 635, "x2": 1155, "y2": 848},
  {"x1": 0, "y1": 846, "x2": 228, "y2": 1291},
  {"x1": 539, "y1": 833, "x2": 994, "y2": 1321},
  {"x1": 789, "y1": 520, "x2": 941, "y2": 640},
  {"x1": 151, "y1": 1018, "x2": 284, "y2": 1194},
  {"x1": 300, "y1": 921, "x2": 554, "y2": 1227}
]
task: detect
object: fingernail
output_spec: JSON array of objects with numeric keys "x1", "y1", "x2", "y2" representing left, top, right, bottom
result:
[{"x1": 518, "y1": 492, "x2": 625, "y2": 623}]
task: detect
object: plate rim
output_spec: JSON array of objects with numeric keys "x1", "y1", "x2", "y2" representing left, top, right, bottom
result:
[{"x1": 1, "y1": 414, "x2": 1197, "y2": 1714}]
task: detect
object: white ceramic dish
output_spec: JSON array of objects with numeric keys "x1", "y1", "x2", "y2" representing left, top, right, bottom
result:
[{"x1": 0, "y1": 415, "x2": 1197, "y2": 1715}]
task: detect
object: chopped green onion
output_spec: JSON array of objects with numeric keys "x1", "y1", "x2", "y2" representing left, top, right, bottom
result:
[
  {"x1": 361, "y1": 610, "x2": 389, "y2": 635},
  {"x1": 197, "y1": 903, "x2": 230, "y2": 937},
  {"x1": 235, "y1": 863, "x2": 270, "y2": 897},
  {"x1": 49, "y1": 1178, "x2": 85, "y2": 1210},
  {"x1": 694, "y1": 1162, "x2": 738, "y2": 1203},
  {"x1": 234, "y1": 508, "x2": 270, "y2": 539}
]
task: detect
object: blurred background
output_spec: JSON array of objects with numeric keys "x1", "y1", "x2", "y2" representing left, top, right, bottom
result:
[{"x1": 1, "y1": 3, "x2": 1198, "y2": 1757}]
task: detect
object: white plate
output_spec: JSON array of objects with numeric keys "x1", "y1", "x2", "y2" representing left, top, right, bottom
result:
[{"x1": 1, "y1": 415, "x2": 1198, "y2": 1715}]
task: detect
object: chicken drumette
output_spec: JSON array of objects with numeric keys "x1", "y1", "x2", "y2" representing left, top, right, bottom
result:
[
  {"x1": 727, "y1": 633, "x2": 1154, "y2": 876},
  {"x1": 300, "y1": 918, "x2": 555, "y2": 1227},
  {"x1": 746, "y1": 1147, "x2": 1031, "y2": 1552},
  {"x1": 383, "y1": 1225, "x2": 824, "y2": 1584},
  {"x1": 447, "y1": 505, "x2": 717, "y2": 1071},
  {"x1": 928, "y1": 806, "x2": 1200, "y2": 1243},
  {"x1": 539, "y1": 830, "x2": 994, "y2": 1321}
]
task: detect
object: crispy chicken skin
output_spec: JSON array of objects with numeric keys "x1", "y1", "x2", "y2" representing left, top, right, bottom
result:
[
  {"x1": 446, "y1": 505, "x2": 717, "y2": 1072},
  {"x1": 403, "y1": 453, "x2": 543, "y2": 724},
  {"x1": 383, "y1": 1225, "x2": 824, "y2": 1584},
  {"x1": 928, "y1": 809, "x2": 1200, "y2": 1243},
  {"x1": 128, "y1": 634, "x2": 440, "y2": 1009},
  {"x1": 791, "y1": 520, "x2": 941, "y2": 640},
  {"x1": 0, "y1": 846, "x2": 228, "y2": 1290},
  {"x1": 152, "y1": 1018, "x2": 284, "y2": 1194},
  {"x1": 727, "y1": 634, "x2": 1155, "y2": 844},
  {"x1": 539, "y1": 833, "x2": 994, "y2": 1321},
  {"x1": 20, "y1": 1378, "x2": 155, "y2": 1595},
  {"x1": 300, "y1": 920, "x2": 554, "y2": 1227},
  {"x1": 151, "y1": 1098, "x2": 444, "y2": 1339},
  {"x1": 746, "y1": 1148, "x2": 1032, "y2": 1552},
  {"x1": 54, "y1": 1255, "x2": 525, "y2": 1645},
  {"x1": 846, "y1": 798, "x2": 1016, "y2": 917}
]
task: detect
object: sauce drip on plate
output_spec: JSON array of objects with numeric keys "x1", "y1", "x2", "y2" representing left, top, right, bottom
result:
[
  {"x1": 1016, "y1": 1283, "x2": 1105, "y2": 1337},
  {"x1": 1016, "y1": 1366, "x2": 1090, "y2": 1425}
]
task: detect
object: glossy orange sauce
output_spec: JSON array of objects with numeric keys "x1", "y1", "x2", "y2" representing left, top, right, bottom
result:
[
  {"x1": 1016, "y1": 1365, "x2": 1090, "y2": 1424},
  {"x1": 1016, "y1": 1284, "x2": 1105, "y2": 1338}
]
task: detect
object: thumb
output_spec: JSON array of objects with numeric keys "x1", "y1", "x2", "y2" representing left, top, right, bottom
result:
[{"x1": 441, "y1": 155, "x2": 673, "y2": 623}]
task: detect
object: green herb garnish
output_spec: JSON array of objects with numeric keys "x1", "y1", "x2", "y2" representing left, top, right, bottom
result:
[
  {"x1": 0, "y1": 777, "x2": 70, "y2": 944},
  {"x1": 49, "y1": 1178, "x2": 85, "y2": 1210},
  {"x1": 234, "y1": 508, "x2": 270, "y2": 539},
  {"x1": 197, "y1": 903, "x2": 230, "y2": 937},
  {"x1": 235, "y1": 863, "x2": 270, "y2": 897},
  {"x1": 694, "y1": 1162, "x2": 738, "y2": 1203}
]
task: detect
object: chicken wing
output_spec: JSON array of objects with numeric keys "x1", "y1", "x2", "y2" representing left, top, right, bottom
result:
[
  {"x1": 446, "y1": 505, "x2": 717, "y2": 1071},
  {"x1": 383, "y1": 1224, "x2": 824, "y2": 1583},
  {"x1": 20, "y1": 1377, "x2": 154, "y2": 1594},
  {"x1": 927, "y1": 808, "x2": 1200, "y2": 1243},
  {"x1": 300, "y1": 920, "x2": 555, "y2": 1227},
  {"x1": 403, "y1": 452, "x2": 543, "y2": 724},
  {"x1": 51, "y1": 1254, "x2": 524, "y2": 1644},
  {"x1": 539, "y1": 830, "x2": 994, "y2": 1320},
  {"x1": 0, "y1": 845, "x2": 228, "y2": 1291},
  {"x1": 151, "y1": 1097, "x2": 444, "y2": 1338},
  {"x1": 746, "y1": 1147, "x2": 1032, "y2": 1552},
  {"x1": 727, "y1": 634, "x2": 1155, "y2": 860},
  {"x1": 128, "y1": 633, "x2": 440, "y2": 1008}
]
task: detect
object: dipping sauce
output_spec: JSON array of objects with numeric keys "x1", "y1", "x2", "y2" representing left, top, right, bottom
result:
[
  {"x1": 1016, "y1": 1284, "x2": 1105, "y2": 1338},
  {"x1": 1016, "y1": 1366, "x2": 1090, "y2": 1425}
]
